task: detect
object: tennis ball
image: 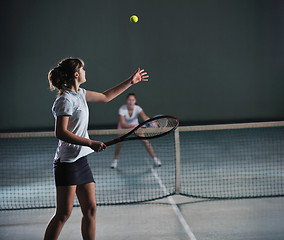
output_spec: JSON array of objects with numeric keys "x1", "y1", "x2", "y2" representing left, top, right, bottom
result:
[{"x1": 130, "y1": 15, "x2": 138, "y2": 23}]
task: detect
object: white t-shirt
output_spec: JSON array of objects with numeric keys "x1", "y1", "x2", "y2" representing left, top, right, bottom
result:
[
  {"x1": 118, "y1": 104, "x2": 142, "y2": 125},
  {"x1": 52, "y1": 88, "x2": 94, "y2": 163}
]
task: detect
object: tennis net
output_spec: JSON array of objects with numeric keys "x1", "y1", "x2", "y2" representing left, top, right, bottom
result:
[{"x1": 0, "y1": 121, "x2": 283, "y2": 210}]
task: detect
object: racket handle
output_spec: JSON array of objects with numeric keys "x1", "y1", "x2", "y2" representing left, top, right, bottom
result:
[{"x1": 104, "y1": 138, "x2": 121, "y2": 146}]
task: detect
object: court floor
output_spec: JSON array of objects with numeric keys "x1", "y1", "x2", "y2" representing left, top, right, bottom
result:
[{"x1": 0, "y1": 195, "x2": 283, "y2": 240}]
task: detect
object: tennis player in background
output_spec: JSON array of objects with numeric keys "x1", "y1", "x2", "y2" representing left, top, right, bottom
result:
[
  {"x1": 111, "y1": 93, "x2": 161, "y2": 169},
  {"x1": 44, "y1": 57, "x2": 149, "y2": 240}
]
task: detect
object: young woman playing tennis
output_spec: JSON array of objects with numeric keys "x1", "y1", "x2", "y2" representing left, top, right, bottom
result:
[
  {"x1": 110, "y1": 93, "x2": 161, "y2": 169},
  {"x1": 44, "y1": 57, "x2": 149, "y2": 240}
]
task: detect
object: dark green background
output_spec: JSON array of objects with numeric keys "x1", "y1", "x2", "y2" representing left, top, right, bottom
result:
[{"x1": 1, "y1": 0, "x2": 283, "y2": 131}]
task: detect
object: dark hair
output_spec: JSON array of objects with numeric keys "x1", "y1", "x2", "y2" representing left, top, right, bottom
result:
[
  {"x1": 126, "y1": 93, "x2": 136, "y2": 99},
  {"x1": 48, "y1": 57, "x2": 84, "y2": 95}
]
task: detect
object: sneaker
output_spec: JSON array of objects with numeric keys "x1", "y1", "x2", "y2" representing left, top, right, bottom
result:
[
  {"x1": 153, "y1": 157, "x2": 161, "y2": 167},
  {"x1": 111, "y1": 160, "x2": 118, "y2": 169}
]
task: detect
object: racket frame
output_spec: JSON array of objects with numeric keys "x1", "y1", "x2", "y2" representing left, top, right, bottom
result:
[{"x1": 104, "y1": 115, "x2": 179, "y2": 146}]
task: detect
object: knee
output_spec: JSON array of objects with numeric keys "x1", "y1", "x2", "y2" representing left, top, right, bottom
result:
[
  {"x1": 89, "y1": 204, "x2": 97, "y2": 217},
  {"x1": 56, "y1": 209, "x2": 72, "y2": 223},
  {"x1": 83, "y1": 204, "x2": 97, "y2": 218}
]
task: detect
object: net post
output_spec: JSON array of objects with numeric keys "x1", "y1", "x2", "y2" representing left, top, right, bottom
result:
[{"x1": 174, "y1": 127, "x2": 181, "y2": 194}]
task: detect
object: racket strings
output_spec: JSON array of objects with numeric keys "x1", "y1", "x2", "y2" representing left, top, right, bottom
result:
[{"x1": 135, "y1": 117, "x2": 178, "y2": 137}]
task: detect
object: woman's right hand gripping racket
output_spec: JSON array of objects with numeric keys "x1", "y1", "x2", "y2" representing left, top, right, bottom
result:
[{"x1": 104, "y1": 115, "x2": 179, "y2": 146}]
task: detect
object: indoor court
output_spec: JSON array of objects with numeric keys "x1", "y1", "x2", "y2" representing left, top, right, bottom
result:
[{"x1": 0, "y1": 0, "x2": 283, "y2": 240}]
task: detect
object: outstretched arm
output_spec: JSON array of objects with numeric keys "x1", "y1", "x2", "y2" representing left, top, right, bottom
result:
[{"x1": 86, "y1": 68, "x2": 149, "y2": 103}]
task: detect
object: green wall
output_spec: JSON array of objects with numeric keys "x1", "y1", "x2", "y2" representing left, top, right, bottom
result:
[{"x1": 1, "y1": 0, "x2": 283, "y2": 131}]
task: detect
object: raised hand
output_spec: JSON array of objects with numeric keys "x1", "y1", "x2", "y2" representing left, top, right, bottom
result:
[{"x1": 130, "y1": 68, "x2": 149, "y2": 85}]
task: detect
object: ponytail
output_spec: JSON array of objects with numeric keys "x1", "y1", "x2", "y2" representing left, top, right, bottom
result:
[{"x1": 48, "y1": 57, "x2": 84, "y2": 95}]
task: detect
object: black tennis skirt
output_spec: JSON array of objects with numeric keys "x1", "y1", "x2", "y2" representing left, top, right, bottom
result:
[{"x1": 53, "y1": 156, "x2": 95, "y2": 186}]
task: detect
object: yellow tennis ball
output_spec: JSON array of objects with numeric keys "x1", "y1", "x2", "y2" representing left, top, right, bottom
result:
[{"x1": 130, "y1": 15, "x2": 138, "y2": 23}]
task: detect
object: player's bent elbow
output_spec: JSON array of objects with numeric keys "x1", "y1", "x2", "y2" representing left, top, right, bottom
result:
[
  {"x1": 102, "y1": 98, "x2": 110, "y2": 103},
  {"x1": 103, "y1": 95, "x2": 112, "y2": 103},
  {"x1": 55, "y1": 131, "x2": 62, "y2": 140},
  {"x1": 100, "y1": 92, "x2": 113, "y2": 103},
  {"x1": 95, "y1": 96, "x2": 110, "y2": 103},
  {"x1": 55, "y1": 129, "x2": 67, "y2": 141}
]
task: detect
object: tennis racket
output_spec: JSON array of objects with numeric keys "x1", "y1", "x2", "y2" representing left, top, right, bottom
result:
[
  {"x1": 145, "y1": 114, "x2": 168, "y2": 128},
  {"x1": 104, "y1": 115, "x2": 179, "y2": 146}
]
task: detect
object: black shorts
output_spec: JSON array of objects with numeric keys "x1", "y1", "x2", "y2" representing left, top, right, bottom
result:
[{"x1": 53, "y1": 156, "x2": 95, "y2": 186}]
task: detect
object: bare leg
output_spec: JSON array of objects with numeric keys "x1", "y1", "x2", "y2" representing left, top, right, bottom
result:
[
  {"x1": 76, "y1": 182, "x2": 97, "y2": 240},
  {"x1": 111, "y1": 142, "x2": 123, "y2": 168},
  {"x1": 44, "y1": 185, "x2": 76, "y2": 240},
  {"x1": 114, "y1": 142, "x2": 123, "y2": 160},
  {"x1": 141, "y1": 140, "x2": 156, "y2": 158}
]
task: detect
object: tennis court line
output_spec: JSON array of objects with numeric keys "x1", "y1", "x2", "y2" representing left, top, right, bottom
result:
[{"x1": 146, "y1": 158, "x2": 197, "y2": 240}]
